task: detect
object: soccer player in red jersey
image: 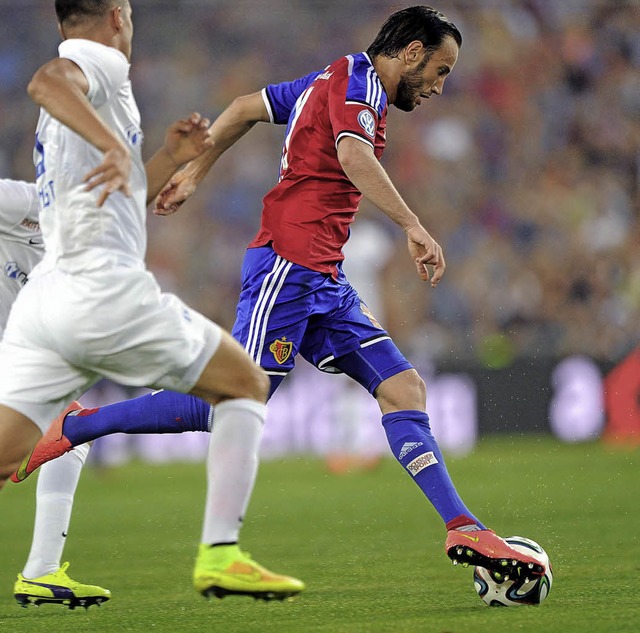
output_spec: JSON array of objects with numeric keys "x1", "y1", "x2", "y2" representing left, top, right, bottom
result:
[{"x1": 154, "y1": 5, "x2": 546, "y2": 580}]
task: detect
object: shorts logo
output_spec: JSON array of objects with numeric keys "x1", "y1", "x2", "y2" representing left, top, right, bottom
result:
[
  {"x1": 269, "y1": 337, "x2": 293, "y2": 365},
  {"x1": 357, "y1": 109, "x2": 376, "y2": 138},
  {"x1": 407, "y1": 451, "x2": 439, "y2": 476},
  {"x1": 360, "y1": 302, "x2": 382, "y2": 329}
]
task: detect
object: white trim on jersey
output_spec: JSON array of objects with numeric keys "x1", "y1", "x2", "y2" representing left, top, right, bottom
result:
[
  {"x1": 245, "y1": 254, "x2": 293, "y2": 364},
  {"x1": 345, "y1": 100, "x2": 375, "y2": 108},
  {"x1": 279, "y1": 86, "x2": 315, "y2": 178},
  {"x1": 366, "y1": 66, "x2": 383, "y2": 111},
  {"x1": 346, "y1": 54, "x2": 355, "y2": 76},
  {"x1": 335, "y1": 130, "x2": 375, "y2": 151},
  {"x1": 261, "y1": 88, "x2": 275, "y2": 124},
  {"x1": 344, "y1": 53, "x2": 383, "y2": 112}
]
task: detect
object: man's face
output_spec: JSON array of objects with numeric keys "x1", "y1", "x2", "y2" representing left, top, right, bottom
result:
[{"x1": 394, "y1": 35, "x2": 459, "y2": 112}]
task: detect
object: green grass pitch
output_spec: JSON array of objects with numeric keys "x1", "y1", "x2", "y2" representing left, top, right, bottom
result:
[{"x1": 0, "y1": 436, "x2": 638, "y2": 632}]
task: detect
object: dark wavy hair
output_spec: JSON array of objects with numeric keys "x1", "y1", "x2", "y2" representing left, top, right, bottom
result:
[
  {"x1": 367, "y1": 5, "x2": 462, "y2": 59},
  {"x1": 55, "y1": 0, "x2": 123, "y2": 26}
]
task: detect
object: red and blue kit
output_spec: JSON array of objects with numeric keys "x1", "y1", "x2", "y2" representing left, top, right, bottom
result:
[
  {"x1": 234, "y1": 53, "x2": 411, "y2": 392},
  {"x1": 251, "y1": 52, "x2": 388, "y2": 278}
]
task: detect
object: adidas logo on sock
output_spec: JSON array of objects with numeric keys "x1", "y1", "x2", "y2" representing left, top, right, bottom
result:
[{"x1": 399, "y1": 441, "x2": 423, "y2": 460}]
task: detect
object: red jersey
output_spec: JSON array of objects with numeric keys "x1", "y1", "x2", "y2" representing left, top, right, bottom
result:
[{"x1": 249, "y1": 52, "x2": 388, "y2": 278}]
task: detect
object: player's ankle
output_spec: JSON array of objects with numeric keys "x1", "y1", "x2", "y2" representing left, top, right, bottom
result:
[{"x1": 446, "y1": 515, "x2": 483, "y2": 531}]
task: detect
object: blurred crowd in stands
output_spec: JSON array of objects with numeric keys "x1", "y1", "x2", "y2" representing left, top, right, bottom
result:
[{"x1": 1, "y1": 0, "x2": 638, "y2": 368}]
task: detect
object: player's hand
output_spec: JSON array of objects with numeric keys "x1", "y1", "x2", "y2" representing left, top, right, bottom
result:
[
  {"x1": 153, "y1": 169, "x2": 197, "y2": 216},
  {"x1": 163, "y1": 112, "x2": 213, "y2": 169},
  {"x1": 405, "y1": 224, "x2": 446, "y2": 287},
  {"x1": 83, "y1": 145, "x2": 132, "y2": 207}
]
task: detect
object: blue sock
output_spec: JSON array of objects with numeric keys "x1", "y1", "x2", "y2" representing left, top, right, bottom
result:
[
  {"x1": 63, "y1": 390, "x2": 212, "y2": 446},
  {"x1": 382, "y1": 410, "x2": 485, "y2": 529}
]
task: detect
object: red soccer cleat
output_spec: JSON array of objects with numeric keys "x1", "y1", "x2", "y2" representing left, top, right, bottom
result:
[
  {"x1": 446, "y1": 528, "x2": 546, "y2": 579},
  {"x1": 11, "y1": 401, "x2": 83, "y2": 483}
]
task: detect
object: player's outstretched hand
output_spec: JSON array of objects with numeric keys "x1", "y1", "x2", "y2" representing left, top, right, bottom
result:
[
  {"x1": 163, "y1": 112, "x2": 213, "y2": 168},
  {"x1": 83, "y1": 144, "x2": 132, "y2": 208},
  {"x1": 153, "y1": 113, "x2": 211, "y2": 216},
  {"x1": 405, "y1": 224, "x2": 446, "y2": 287},
  {"x1": 153, "y1": 169, "x2": 197, "y2": 216}
]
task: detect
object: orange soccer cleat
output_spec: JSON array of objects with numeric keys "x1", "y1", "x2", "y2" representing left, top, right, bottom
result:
[{"x1": 446, "y1": 528, "x2": 546, "y2": 580}]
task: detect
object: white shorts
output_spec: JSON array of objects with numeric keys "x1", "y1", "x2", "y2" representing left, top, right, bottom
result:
[{"x1": 0, "y1": 266, "x2": 221, "y2": 432}]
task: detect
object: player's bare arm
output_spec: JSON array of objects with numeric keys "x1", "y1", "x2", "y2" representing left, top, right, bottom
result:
[
  {"x1": 27, "y1": 58, "x2": 131, "y2": 207},
  {"x1": 154, "y1": 92, "x2": 269, "y2": 215},
  {"x1": 145, "y1": 113, "x2": 213, "y2": 205},
  {"x1": 337, "y1": 135, "x2": 445, "y2": 286}
]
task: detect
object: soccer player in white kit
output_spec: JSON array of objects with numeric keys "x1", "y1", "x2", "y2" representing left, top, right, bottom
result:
[
  {"x1": 0, "y1": 178, "x2": 110, "y2": 607},
  {"x1": 0, "y1": 180, "x2": 43, "y2": 331},
  {"x1": 0, "y1": 0, "x2": 303, "y2": 605}
]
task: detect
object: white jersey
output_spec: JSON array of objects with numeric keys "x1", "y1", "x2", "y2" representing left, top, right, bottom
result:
[
  {"x1": 0, "y1": 179, "x2": 43, "y2": 333},
  {"x1": 33, "y1": 38, "x2": 147, "y2": 276},
  {"x1": 0, "y1": 38, "x2": 222, "y2": 432}
]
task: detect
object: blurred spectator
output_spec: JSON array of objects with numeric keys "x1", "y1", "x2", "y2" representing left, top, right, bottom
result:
[{"x1": 2, "y1": 0, "x2": 638, "y2": 368}]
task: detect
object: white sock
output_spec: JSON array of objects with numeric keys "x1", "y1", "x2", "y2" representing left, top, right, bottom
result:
[
  {"x1": 21, "y1": 443, "x2": 91, "y2": 579},
  {"x1": 201, "y1": 399, "x2": 265, "y2": 545}
]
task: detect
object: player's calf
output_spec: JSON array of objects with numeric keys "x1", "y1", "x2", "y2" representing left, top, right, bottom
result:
[{"x1": 0, "y1": 405, "x2": 43, "y2": 488}]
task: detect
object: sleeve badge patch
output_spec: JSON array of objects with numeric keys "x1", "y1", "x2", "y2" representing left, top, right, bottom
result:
[{"x1": 357, "y1": 109, "x2": 376, "y2": 138}]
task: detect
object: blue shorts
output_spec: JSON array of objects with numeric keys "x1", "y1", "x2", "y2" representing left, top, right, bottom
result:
[{"x1": 232, "y1": 246, "x2": 413, "y2": 396}]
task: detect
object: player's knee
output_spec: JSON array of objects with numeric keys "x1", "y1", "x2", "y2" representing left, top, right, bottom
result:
[
  {"x1": 250, "y1": 366, "x2": 270, "y2": 404},
  {"x1": 376, "y1": 369, "x2": 426, "y2": 412},
  {"x1": 413, "y1": 371, "x2": 427, "y2": 402},
  {"x1": 233, "y1": 363, "x2": 270, "y2": 404},
  {"x1": 399, "y1": 369, "x2": 427, "y2": 405}
]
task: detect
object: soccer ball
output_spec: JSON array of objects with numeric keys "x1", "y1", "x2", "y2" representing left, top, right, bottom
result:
[{"x1": 473, "y1": 536, "x2": 553, "y2": 607}]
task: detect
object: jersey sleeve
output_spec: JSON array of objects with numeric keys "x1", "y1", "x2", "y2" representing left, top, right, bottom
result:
[
  {"x1": 329, "y1": 56, "x2": 385, "y2": 150},
  {"x1": 58, "y1": 39, "x2": 130, "y2": 109},
  {"x1": 0, "y1": 179, "x2": 39, "y2": 232},
  {"x1": 262, "y1": 70, "x2": 323, "y2": 124}
]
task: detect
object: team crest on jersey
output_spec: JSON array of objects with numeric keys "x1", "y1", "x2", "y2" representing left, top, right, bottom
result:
[
  {"x1": 4, "y1": 261, "x2": 28, "y2": 286},
  {"x1": 360, "y1": 302, "x2": 382, "y2": 329},
  {"x1": 125, "y1": 124, "x2": 144, "y2": 147},
  {"x1": 269, "y1": 337, "x2": 293, "y2": 364},
  {"x1": 357, "y1": 109, "x2": 376, "y2": 138}
]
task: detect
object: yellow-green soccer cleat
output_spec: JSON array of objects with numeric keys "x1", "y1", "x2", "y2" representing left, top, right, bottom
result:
[
  {"x1": 193, "y1": 544, "x2": 305, "y2": 601},
  {"x1": 13, "y1": 562, "x2": 111, "y2": 609}
]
